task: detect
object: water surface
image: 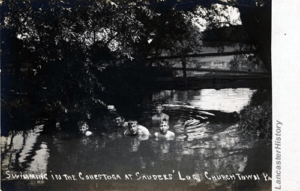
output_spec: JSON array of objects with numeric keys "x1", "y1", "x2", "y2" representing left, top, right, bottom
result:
[{"x1": 1, "y1": 88, "x2": 271, "y2": 191}]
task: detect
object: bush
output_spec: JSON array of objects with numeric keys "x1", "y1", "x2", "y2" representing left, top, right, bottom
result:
[{"x1": 238, "y1": 101, "x2": 272, "y2": 142}]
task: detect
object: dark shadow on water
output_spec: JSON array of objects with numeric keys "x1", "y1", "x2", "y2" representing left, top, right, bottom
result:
[{"x1": 231, "y1": 143, "x2": 272, "y2": 191}]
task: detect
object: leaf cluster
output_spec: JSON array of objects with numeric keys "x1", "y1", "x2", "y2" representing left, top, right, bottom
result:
[{"x1": 238, "y1": 89, "x2": 272, "y2": 143}]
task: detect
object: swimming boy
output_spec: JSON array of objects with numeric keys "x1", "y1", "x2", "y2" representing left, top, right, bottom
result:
[
  {"x1": 124, "y1": 120, "x2": 150, "y2": 138},
  {"x1": 78, "y1": 121, "x2": 92, "y2": 136},
  {"x1": 152, "y1": 104, "x2": 169, "y2": 122},
  {"x1": 115, "y1": 115, "x2": 128, "y2": 128},
  {"x1": 154, "y1": 119, "x2": 175, "y2": 139},
  {"x1": 113, "y1": 115, "x2": 128, "y2": 137}
]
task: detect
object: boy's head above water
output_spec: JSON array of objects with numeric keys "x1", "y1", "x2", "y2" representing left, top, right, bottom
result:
[
  {"x1": 78, "y1": 121, "x2": 91, "y2": 136},
  {"x1": 115, "y1": 115, "x2": 125, "y2": 126},
  {"x1": 155, "y1": 103, "x2": 164, "y2": 113},
  {"x1": 128, "y1": 120, "x2": 139, "y2": 134},
  {"x1": 160, "y1": 119, "x2": 169, "y2": 134}
]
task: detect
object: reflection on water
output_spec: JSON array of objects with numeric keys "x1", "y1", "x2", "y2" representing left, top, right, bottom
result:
[
  {"x1": 2, "y1": 125, "x2": 49, "y2": 185},
  {"x1": 1, "y1": 88, "x2": 271, "y2": 191},
  {"x1": 153, "y1": 88, "x2": 256, "y2": 113}
]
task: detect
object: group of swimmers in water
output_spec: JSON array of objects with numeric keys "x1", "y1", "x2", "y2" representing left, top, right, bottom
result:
[{"x1": 77, "y1": 103, "x2": 175, "y2": 140}]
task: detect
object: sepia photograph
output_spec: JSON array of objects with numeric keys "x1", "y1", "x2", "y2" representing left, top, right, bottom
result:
[{"x1": 0, "y1": 0, "x2": 276, "y2": 190}]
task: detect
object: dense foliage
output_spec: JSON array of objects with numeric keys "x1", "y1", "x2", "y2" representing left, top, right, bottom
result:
[
  {"x1": 1, "y1": 0, "x2": 271, "y2": 131},
  {"x1": 238, "y1": 89, "x2": 272, "y2": 142},
  {"x1": 0, "y1": 0, "x2": 224, "y2": 118}
]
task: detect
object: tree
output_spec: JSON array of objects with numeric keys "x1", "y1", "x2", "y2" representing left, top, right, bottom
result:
[{"x1": 1, "y1": 0, "x2": 271, "y2": 126}]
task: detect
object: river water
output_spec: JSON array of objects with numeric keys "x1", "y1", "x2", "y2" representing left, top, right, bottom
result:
[{"x1": 1, "y1": 88, "x2": 271, "y2": 191}]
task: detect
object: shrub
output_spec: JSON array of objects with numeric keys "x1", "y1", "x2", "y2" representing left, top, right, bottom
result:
[{"x1": 238, "y1": 101, "x2": 272, "y2": 142}]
